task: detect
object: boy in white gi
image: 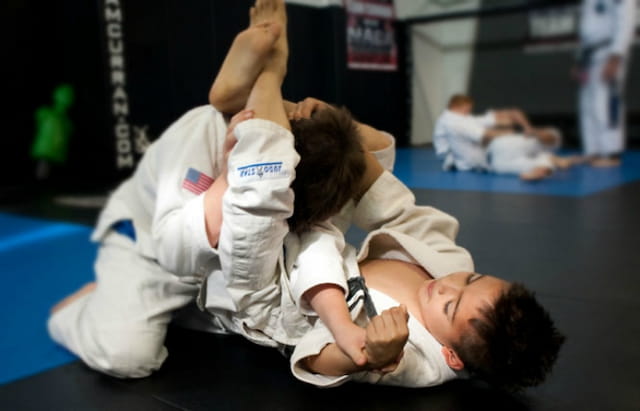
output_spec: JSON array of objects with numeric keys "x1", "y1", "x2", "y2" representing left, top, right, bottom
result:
[
  {"x1": 272, "y1": 99, "x2": 565, "y2": 391},
  {"x1": 573, "y1": 0, "x2": 637, "y2": 167},
  {"x1": 47, "y1": 0, "x2": 367, "y2": 379},
  {"x1": 433, "y1": 94, "x2": 581, "y2": 181},
  {"x1": 204, "y1": 3, "x2": 565, "y2": 391}
]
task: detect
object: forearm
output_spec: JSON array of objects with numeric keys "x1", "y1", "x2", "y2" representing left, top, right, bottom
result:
[
  {"x1": 303, "y1": 343, "x2": 366, "y2": 376},
  {"x1": 305, "y1": 284, "x2": 353, "y2": 334},
  {"x1": 508, "y1": 109, "x2": 533, "y2": 132},
  {"x1": 493, "y1": 109, "x2": 530, "y2": 131},
  {"x1": 356, "y1": 121, "x2": 392, "y2": 152},
  {"x1": 355, "y1": 151, "x2": 384, "y2": 202}
]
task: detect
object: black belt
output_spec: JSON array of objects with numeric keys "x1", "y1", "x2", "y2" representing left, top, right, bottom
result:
[
  {"x1": 347, "y1": 276, "x2": 378, "y2": 319},
  {"x1": 577, "y1": 39, "x2": 611, "y2": 67}
]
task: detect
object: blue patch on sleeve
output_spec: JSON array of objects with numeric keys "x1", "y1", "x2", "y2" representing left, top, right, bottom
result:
[{"x1": 235, "y1": 161, "x2": 290, "y2": 181}]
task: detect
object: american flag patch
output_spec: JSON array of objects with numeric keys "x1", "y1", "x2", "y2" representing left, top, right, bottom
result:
[{"x1": 182, "y1": 167, "x2": 214, "y2": 195}]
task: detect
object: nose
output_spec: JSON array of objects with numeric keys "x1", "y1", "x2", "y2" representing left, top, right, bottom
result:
[{"x1": 437, "y1": 283, "x2": 458, "y2": 296}]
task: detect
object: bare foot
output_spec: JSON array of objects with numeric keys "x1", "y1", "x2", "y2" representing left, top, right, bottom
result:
[
  {"x1": 252, "y1": 0, "x2": 288, "y2": 76},
  {"x1": 209, "y1": 21, "x2": 281, "y2": 114},
  {"x1": 552, "y1": 154, "x2": 585, "y2": 170},
  {"x1": 589, "y1": 156, "x2": 621, "y2": 167},
  {"x1": 520, "y1": 166, "x2": 552, "y2": 181},
  {"x1": 51, "y1": 282, "x2": 96, "y2": 314}
]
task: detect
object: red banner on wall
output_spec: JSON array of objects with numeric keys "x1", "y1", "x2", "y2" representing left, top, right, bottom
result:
[{"x1": 345, "y1": 0, "x2": 398, "y2": 71}]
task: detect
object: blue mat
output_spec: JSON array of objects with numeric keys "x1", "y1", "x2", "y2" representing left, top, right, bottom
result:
[
  {"x1": 394, "y1": 149, "x2": 640, "y2": 197},
  {"x1": 0, "y1": 213, "x2": 95, "y2": 385}
]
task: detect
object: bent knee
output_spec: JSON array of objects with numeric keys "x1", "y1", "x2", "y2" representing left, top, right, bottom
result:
[{"x1": 89, "y1": 330, "x2": 168, "y2": 378}]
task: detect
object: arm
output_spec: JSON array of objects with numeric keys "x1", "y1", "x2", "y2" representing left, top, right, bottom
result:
[
  {"x1": 290, "y1": 223, "x2": 367, "y2": 366},
  {"x1": 492, "y1": 108, "x2": 533, "y2": 134},
  {"x1": 287, "y1": 97, "x2": 393, "y2": 153},
  {"x1": 303, "y1": 305, "x2": 409, "y2": 376},
  {"x1": 203, "y1": 109, "x2": 255, "y2": 247},
  {"x1": 610, "y1": 0, "x2": 637, "y2": 60},
  {"x1": 603, "y1": 0, "x2": 636, "y2": 81},
  {"x1": 149, "y1": 106, "x2": 229, "y2": 277},
  {"x1": 304, "y1": 284, "x2": 367, "y2": 366},
  {"x1": 351, "y1": 167, "x2": 474, "y2": 274}
]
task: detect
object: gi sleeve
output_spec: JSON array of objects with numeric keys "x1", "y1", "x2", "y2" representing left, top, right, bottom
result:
[
  {"x1": 217, "y1": 119, "x2": 299, "y2": 310},
  {"x1": 370, "y1": 132, "x2": 396, "y2": 172},
  {"x1": 149, "y1": 106, "x2": 226, "y2": 277},
  {"x1": 472, "y1": 110, "x2": 496, "y2": 128},
  {"x1": 447, "y1": 114, "x2": 487, "y2": 143},
  {"x1": 610, "y1": 0, "x2": 637, "y2": 57},
  {"x1": 289, "y1": 317, "x2": 456, "y2": 388},
  {"x1": 289, "y1": 317, "x2": 352, "y2": 388},
  {"x1": 352, "y1": 171, "x2": 474, "y2": 274},
  {"x1": 289, "y1": 221, "x2": 348, "y2": 315}
]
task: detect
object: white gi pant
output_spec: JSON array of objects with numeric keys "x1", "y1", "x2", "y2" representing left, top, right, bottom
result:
[
  {"x1": 47, "y1": 231, "x2": 200, "y2": 378},
  {"x1": 487, "y1": 135, "x2": 554, "y2": 175},
  {"x1": 579, "y1": 57, "x2": 627, "y2": 157}
]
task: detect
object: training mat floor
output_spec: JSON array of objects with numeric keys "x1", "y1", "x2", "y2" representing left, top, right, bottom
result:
[{"x1": 0, "y1": 164, "x2": 639, "y2": 410}]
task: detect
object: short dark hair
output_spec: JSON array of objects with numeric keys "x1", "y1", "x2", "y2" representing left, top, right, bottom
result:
[
  {"x1": 448, "y1": 94, "x2": 474, "y2": 109},
  {"x1": 288, "y1": 107, "x2": 365, "y2": 233},
  {"x1": 452, "y1": 283, "x2": 565, "y2": 392}
]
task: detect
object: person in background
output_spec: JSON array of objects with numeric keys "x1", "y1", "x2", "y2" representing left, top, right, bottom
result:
[
  {"x1": 434, "y1": 94, "x2": 581, "y2": 181},
  {"x1": 573, "y1": 0, "x2": 637, "y2": 167}
]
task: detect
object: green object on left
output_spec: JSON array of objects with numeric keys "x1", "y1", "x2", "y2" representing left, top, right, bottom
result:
[{"x1": 31, "y1": 84, "x2": 75, "y2": 163}]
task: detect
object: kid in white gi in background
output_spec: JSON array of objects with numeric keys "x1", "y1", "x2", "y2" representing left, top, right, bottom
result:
[
  {"x1": 574, "y1": 0, "x2": 637, "y2": 167},
  {"x1": 433, "y1": 94, "x2": 579, "y2": 181}
]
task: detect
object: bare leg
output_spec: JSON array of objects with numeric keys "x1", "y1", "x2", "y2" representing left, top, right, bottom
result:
[
  {"x1": 589, "y1": 156, "x2": 622, "y2": 167},
  {"x1": 51, "y1": 282, "x2": 96, "y2": 314},
  {"x1": 520, "y1": 166, "x2": 553, "y2": 181},
  {"x1": 208, "y1": 3, "x2": 283, "y2": 114},
  {"x1": 551, "y1": 154, "x2": 585, "y2": 170}
]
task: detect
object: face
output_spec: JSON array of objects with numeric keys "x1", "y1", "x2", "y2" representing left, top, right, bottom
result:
[
  {"x1": 418, "y1": 272, "x2": 508, "y2": 350},
  {"x1": 459, "y1": 102, "x2": 473, "y2": 115}
]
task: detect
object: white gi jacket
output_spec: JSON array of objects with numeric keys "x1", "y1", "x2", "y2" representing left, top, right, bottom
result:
[
  {"x1": 204, "y1": 131, "x2": 474, "y2": 386},
  {"x1": 91, "y1": 105, "x2": 228, "y2": 278},
  {"x1": 432, "y1": 109, "x2": 496, "y2": 171},
  {"x1": 190, "y1": 113, "x2": 473, "y2": 386},
  {"x1": 578, "y1": 0, "x2": 636, "y2": 63},
  {"x1": 289, "y1": 170, "x2": 473, "y2": 387},
  {"x1": 91, "y1": 105, "x2": 307, "y2": 348}
]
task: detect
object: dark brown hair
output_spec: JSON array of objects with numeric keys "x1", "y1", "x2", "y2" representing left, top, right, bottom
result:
[
  {"x1": 288, "y1": 107, "x2": 366, "y2": 233},
  {"x1": 452, "y1": 283, "x2": 565, "y2": 392}
]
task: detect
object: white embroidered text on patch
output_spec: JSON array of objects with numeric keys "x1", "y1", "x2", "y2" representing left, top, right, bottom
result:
[{"x1": 235, "y1": 161, "x2": 290, "y2": 182}]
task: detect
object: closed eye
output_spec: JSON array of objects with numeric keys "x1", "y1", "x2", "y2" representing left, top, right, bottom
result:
[{"x1": 444, "y1": 300, "x2": 452, "y2": 316}]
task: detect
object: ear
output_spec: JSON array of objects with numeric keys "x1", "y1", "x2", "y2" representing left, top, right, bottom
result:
[{"x1": 441, "y1": 346, "x2": 465, "y2": 370}]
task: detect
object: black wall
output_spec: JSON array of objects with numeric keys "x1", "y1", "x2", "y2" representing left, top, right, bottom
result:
[{"x1": 3, "y1": 0, "x2": 407, "y2": 193}]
